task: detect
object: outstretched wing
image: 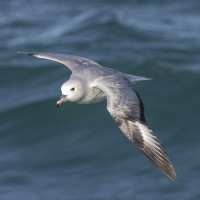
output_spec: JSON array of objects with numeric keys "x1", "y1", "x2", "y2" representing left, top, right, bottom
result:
[
  {"x1": 18, "y1": 52, "x2": 102, "y2": 72},
  {"x1": 93, "y1": 75, "x2": 177, "y2": 181}
]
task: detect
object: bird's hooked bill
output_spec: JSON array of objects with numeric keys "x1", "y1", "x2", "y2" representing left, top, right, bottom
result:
[{"x1": 57, "y1": 94, "x2": 68, "y2": 107}]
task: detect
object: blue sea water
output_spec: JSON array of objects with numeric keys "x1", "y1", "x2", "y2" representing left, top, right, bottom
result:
[{"x1": 0, "y1": 0, "x2": 200, "y2": 199}]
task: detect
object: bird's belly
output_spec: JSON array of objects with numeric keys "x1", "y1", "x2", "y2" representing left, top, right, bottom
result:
[{"x1": 77, "y1": 88, "x2": 106, "y2": 104}]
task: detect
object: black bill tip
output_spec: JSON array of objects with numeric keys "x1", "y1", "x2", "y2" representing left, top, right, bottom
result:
[{"x1": 56, "y1": 103, "x2": 60, "y2": 108}]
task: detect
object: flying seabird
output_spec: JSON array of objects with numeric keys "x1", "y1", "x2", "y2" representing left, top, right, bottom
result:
[{"x1": 18, "y1": 52, "x2": 177, "y2": 181}]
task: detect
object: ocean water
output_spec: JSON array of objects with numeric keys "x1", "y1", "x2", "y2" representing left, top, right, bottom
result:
[{"x1": 1, "y1": 0, "x2": 200, "y2": 199}]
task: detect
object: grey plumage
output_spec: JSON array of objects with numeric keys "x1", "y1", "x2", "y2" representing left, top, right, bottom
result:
[
  {"x1": 93, "y1": 75, "x2": 177, "y2": 181},
  {"x1": 19, "y1": 52, "x2": 177, "y2": 181},
  {"x1": 18, "y1": 52, "x2": 102, "y2": 72}
]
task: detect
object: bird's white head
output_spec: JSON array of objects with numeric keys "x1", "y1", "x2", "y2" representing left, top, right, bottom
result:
[{"x1": 57, "y1": 77, "x2": 85, "y2": 107}]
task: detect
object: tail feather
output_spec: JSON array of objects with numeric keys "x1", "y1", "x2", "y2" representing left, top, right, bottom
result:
[{"x1": 124, "y1": 73, "x2": 153, "y2": 84}]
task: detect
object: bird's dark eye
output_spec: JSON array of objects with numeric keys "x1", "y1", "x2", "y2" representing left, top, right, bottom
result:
[{"x1": 70, "y1": 88, "x2": 75, "y2": 91}]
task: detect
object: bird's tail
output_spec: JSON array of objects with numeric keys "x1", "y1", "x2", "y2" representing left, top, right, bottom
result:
[{"x1": 124, "y1": 73, "x2": 152, "y2": 84}]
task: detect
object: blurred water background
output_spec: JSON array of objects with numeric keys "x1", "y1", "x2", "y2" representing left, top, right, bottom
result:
[{"x1": 0, "y1": 0, "x2": 200, "y2": 199}]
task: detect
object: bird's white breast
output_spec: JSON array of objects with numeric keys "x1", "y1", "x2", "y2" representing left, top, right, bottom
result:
[{"x1": 77, "y1": 87, "x2": 106, "y2": 104}]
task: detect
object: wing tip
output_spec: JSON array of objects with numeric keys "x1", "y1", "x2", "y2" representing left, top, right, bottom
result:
[
  {"x1": 172, "y1": 176, "x2": 178, "y2": 182},
  {"x1": 134, "y1": 121, "x2": 177, "y2": 182},
  {"x1": 156, "y1": 157, "x2": 178, "y2": 182},
  {"x1": 17, "y1": 52, "x2": 37, "y2": 56},
  {"x1": 167, "y1": 168, "x2": 178, "y2": 182},
  {"x1": 147, "y1": 153, "x2": 178, "y2": 182}
]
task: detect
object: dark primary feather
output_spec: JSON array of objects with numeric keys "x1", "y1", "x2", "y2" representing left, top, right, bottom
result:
[{"x1": 94, "y1": 75, "x2": 177, "y2": 181}]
